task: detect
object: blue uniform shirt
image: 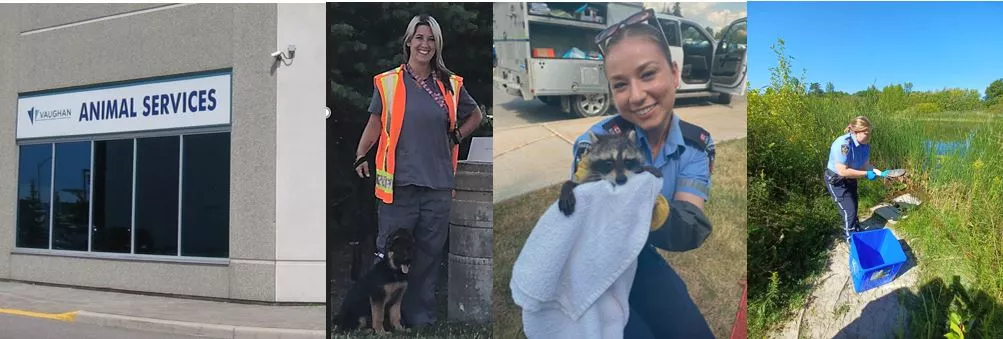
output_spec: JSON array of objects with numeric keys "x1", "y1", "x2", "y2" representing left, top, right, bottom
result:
[
  {"x1": 826, "y1": 132, "x2": 870, "y2": 173},
  {"x1": 571, "y1": 114, "x2": 713, "y2": 201}
]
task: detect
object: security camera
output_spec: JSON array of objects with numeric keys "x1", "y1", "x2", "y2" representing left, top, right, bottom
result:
[{"x1": 271, "y1": 50, "x2": 283, "y2": 58}]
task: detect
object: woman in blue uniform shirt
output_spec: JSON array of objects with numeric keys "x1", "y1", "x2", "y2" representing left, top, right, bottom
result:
[
  {"x1": 824, "y1": 116, "x2": 890, "y2": 240},
  {"x1": 570, "y1": 9, "x2": 716, "y2": 338}
]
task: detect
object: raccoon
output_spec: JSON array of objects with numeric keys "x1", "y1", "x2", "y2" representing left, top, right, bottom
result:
[{"x1": 558, "y1": 129, "x2": 662, "y2": 216}]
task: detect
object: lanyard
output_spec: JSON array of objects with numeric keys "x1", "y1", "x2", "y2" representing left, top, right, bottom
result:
[{"x1": 404, "y1": 64, "x2": 448, "y2": 114}]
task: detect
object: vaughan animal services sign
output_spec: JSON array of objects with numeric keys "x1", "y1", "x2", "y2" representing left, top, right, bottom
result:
[{"x1": 16, "y1": 71, "x2": 232, "y2": 140}]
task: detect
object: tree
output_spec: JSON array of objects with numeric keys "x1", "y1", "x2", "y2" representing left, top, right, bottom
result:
[
  {"x1": 809, "y1": 82, "x2": 823, "y2": 96},
  {"x1": 672, "y1": 2, "x2": 682, "y2": 17},
  {"x1": 705, "y1": 26, "x2": 713, "y2": 37},
  {"x1": 985, "y1": 79, "x2": 1003, "y2": 104},
  {"x1": 878, "y1": 84, "x2": 908, "y2": 113},
  {"x1": 904, "y1": 82, "x2": 913, "y2": 95},
  {"x1": 326, "y1": 3, "x2": 493, "y2": 210},
  {"x1": 825, "y1": 82, "x2": 835, "y2": 94}
]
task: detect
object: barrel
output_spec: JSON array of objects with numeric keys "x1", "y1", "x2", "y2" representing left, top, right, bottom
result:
[{"x1": 447, "y1": 160, "x2": 493, "y2": 324}]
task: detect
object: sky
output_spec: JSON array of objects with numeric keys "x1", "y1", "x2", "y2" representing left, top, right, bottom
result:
[
  {"x1": 645, "y1": 2, "x2": 747, "y2": 33},
  {"x1": 749, "y1": 2, "x2": 1003, "y2": 95}
]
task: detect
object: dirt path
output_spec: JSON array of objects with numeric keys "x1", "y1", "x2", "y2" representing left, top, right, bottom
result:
[{"x1": 773, "y1": 226, "x2": 920, "y2": 339}]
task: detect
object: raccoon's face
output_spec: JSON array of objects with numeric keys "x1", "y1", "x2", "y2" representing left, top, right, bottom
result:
[{"x1": 584, "y1": 130, "x2": 645, "y2": 186}]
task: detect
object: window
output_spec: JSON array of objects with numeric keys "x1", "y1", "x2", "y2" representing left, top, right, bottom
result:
[
  {"x1": 91, "y1": 140, "x2": 134, "y2": 253},
  {"x1": 719, "y1": 21, "x2": 747, "y2": 53},
  {"x1": 16, "y1": 144, "x2": 53, "y2": 249},
  {"x1": 52, "y1": 142, "x2": 91, "y2": 251},
  {"x1": 181, "y1": 133, "x2": 230, "y2": 258},
  {"x1": 135, "y1": 137, "x2": 180, "y2": 255},
  {"x1": 657, "y1": 19, "x2": 681, "y2": 47},
  {"x1": 14, "y1": 132, "x2": 231, "y2": 259},
  {"x1": 681, "y1": 23, "x2": 711, "y2": 48}
]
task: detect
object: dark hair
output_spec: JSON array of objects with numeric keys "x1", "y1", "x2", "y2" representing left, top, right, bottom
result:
[{"x1": 602, "y1": 23, "x2": 675, "y2": 68}]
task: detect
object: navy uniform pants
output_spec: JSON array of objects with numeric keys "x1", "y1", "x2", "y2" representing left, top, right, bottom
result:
[
  {"x1": 824, "y1": 169, "x2": 860, "y2": 240},
  {"x1": 376, "y1": 185, "x2": 451, "y2": 327},
  {"x1": 622, "y1": 245, "x2": 714, "y2": 338}
]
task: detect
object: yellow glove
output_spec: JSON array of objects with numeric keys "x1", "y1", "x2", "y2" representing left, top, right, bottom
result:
[
  {"x1": 573, "y1": 154, "x2": 670, "y2": 231},
  {"x1": 651, "y1": 194, "x2": 670, "y2": 231},
  {"x1": 573, "y1": 154, "x2": 591, "y2": 182}
]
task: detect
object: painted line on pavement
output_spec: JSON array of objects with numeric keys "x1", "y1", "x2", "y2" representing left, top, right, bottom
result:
[{"x1": 0, "y1": 308, "x2": 78, "y2": 322}]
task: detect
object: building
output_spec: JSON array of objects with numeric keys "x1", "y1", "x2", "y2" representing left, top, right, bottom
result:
[{"x1": 0, "y1": 4, "x2": 326, "y2": 302}]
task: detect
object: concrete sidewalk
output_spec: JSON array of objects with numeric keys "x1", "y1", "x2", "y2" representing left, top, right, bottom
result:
[
  {"x1": 493, "y1": 102, "x2": 748, "y2": 203},
  {"x1": 0, "y1": 280, "x2": 325, "y2": 339}
]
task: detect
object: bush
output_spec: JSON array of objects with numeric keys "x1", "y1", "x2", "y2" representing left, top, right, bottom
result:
[
  {"x1": 912, "y1": 102, "x2": 941, "y2": 114},
  {"x1": 749, "y1": 38, "x2": 1003, "y2": 337}
]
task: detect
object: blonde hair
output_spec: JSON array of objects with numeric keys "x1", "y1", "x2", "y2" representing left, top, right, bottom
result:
[
  {"x1": 844, "y1": 116, "x2": 871, "y2": 133},
  {"x1": 402, "y1": 15, "x2": 454, "y2": 93}
]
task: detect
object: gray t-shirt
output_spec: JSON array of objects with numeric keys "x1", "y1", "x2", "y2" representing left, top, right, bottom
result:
[{"x1": 368, "y1": 73, "x2": 478, "y2": 190}]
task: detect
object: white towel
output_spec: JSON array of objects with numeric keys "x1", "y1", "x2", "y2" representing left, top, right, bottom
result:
[{"x1": 510, "y1": 172, "x2": 662, "y2": 339}]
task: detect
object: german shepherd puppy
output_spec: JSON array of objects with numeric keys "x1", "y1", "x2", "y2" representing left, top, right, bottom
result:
[{"x1": 334, "y1": 228, "x2": 415, "y2": 333}]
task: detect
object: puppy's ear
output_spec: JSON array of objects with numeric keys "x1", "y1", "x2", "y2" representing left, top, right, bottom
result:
[{"x1": 391, "y1": 228, "x2": 410, "y2": 242}]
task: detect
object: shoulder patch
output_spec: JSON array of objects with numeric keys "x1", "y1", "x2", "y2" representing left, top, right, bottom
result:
[
  {"x1": 601, "y1": 116, "x2": 635, "y2": 136},
  {"x1": 840, "y1": 143, "x2": 849, "y2": 156},
  {"x1": 678, "y1": 119, "x2": 710, "y2": 152}
]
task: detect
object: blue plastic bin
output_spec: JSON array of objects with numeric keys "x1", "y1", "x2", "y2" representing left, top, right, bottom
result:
[{"x1": 848, "y1": 229, "x2": 907, "y2": 293}]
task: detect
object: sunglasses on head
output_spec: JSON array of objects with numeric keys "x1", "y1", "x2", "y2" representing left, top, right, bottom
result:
[{"x1": 593, "y1": 8, "x2": 670, "y2": 55}]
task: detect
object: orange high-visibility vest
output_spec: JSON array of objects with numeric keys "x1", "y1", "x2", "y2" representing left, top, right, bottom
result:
[{"x1": 373, "y1": 65, "x2": 463, "y2": 204}]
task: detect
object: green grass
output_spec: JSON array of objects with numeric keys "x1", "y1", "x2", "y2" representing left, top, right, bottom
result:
[
  {"x1": 330, "y1": 322, "x2": 491, "y2": 339},
  {"x1": 493, "y1": 139, "x2": 748, "y2": 338},
  {"x1": 748, "y1": 38, "x2": 1003, "y2": 338}
]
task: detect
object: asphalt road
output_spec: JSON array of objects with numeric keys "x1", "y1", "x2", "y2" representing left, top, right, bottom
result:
[
  {"x1": 493, "y1": 85, "x2": 747, "y2": 129},
  {"x1": 0, "y1": 314, "x2": 206, "y2": 339}
]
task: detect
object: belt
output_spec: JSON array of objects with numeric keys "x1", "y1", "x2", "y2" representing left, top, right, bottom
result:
[{"x1": 825, "y1": 169, "x2": 856, "y2": 184}]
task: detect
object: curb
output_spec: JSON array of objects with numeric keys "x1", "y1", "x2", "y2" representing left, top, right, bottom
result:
[{"x1": 74, "y1": 311, "x2": 325, "y2": 339}]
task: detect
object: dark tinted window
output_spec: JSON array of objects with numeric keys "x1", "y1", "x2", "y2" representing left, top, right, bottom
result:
[
  {"x1": 181, "y1": 133, "x2": 230, "y2": 258},
  {"x1": 16, "y1": 144, "x2": 53, "y2": 249},
  {"x1": 92, "y1": 140, "x2": 134, "y2": 253},
  {"x1": 52, "y1": 142, "x2": 91, "y2": 251},
  {"x1": 657, "y1": 19, "x2": 681, "y2": 47},
  {"x1": 135, "y1": 137, "x2": 179, "y2": 255}
]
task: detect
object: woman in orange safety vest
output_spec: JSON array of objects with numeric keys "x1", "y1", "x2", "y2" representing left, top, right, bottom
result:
[{"x1": 353, "y1": 14, "x2": 483, "y2": 329}]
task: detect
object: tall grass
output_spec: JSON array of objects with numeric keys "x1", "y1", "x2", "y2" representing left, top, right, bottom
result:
[{"x1": 748, "y1": 38, "x2": 1003, "y2": 337}]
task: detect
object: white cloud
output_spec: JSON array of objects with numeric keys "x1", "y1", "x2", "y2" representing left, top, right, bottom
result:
[
  {"x1": 643, "y1": 2, "x2": 746, "y2": 32},
  {"x1": 706, "y1": 9, "x2": 746, "y2": 29}
]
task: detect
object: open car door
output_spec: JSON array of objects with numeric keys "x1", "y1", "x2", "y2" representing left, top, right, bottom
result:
[{"x1": 710, "y1": 17, "x2": 747, "y2": 96}]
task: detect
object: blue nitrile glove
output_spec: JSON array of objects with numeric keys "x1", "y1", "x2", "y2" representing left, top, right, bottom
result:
[
  {"x1": 866, "y1": 171, "x2": 877, "y2": 180},
  {"x1": 881, "y1": 170, "x2": 889, "y2": 177}
]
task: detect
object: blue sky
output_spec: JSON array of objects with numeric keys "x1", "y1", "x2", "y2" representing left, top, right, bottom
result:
[
  {"x1": 645, "y1": 2, "x2": 747, "y2": 33},
  {"x1": 749, "y1": 2, "x2": 1003, "y2": 95}
]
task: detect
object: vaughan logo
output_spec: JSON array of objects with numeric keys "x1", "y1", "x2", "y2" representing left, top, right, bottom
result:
[{"x1": 27, "y1": 106, "x2": 73, "y2": 124}]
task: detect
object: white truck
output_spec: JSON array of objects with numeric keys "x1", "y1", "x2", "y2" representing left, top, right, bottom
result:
[{"x1": 494, "y1": 2, "x2": 747, "y2": 117}]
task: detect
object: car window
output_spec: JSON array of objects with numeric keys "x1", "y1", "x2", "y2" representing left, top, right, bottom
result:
[
  {"x1": 656, "y1": 19, "x2": 681, "y2": 47},
  {"x1": 681, "y1": 23, "x2": 711, "y2": 48},
  {"x1": 719, "y1": 21, "x2": 747, "y2": 53}
]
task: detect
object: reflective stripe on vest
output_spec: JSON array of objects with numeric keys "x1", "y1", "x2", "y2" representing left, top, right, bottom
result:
[{"x1": 373, "y1": 66, "x2": 464, "y2": 204}]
